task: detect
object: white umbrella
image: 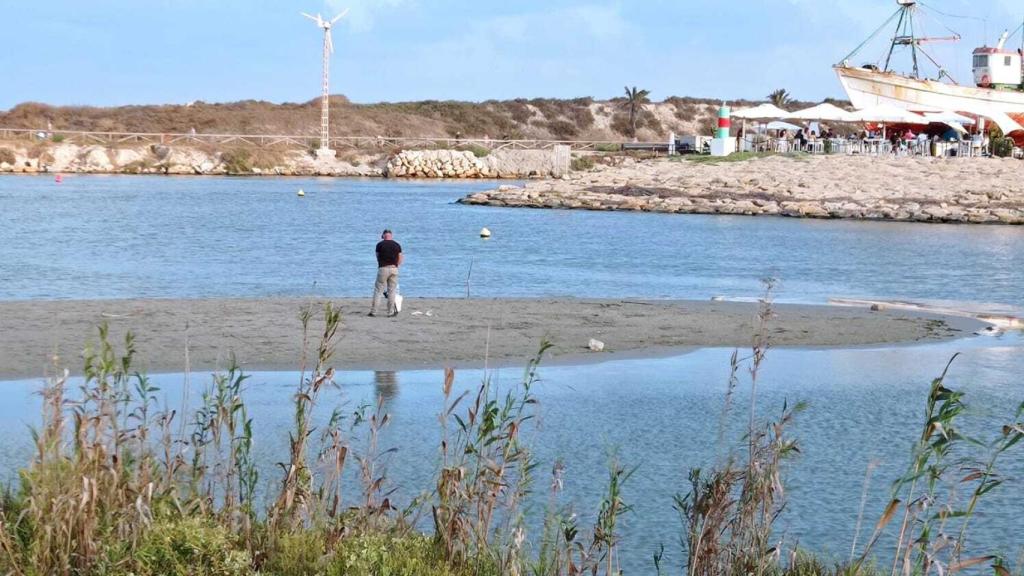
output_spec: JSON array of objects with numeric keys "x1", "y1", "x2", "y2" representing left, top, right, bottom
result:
[
  {"x1": 849, "y1": 104, "x2": 927, "y2": 139},
  {"x1": 733, "y1": 104, "x2": 791, "y2": 150},
  {"x1": 732, "y1": 103, "x2": 790, "y2": 119},
  {"x1": 766, "y1": 121, "x2": 803, "y2": 131},
  {"x1": 848, "y1": 104, "x2": 927, "y2": 124},
  {"x1": 786, "y1": 102, "x2": 855, "y2": 122},
  {"x1": 975, "y1": 110, "x2": 1023, "y2": 134}
]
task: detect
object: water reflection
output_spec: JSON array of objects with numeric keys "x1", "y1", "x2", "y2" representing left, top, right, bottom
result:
[{"x1": 374, "y1": 370, "x2": 398, "y2": 404}]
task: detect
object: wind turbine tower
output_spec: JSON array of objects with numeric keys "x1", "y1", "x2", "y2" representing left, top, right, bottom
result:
[{"x1": 302, "y1": 9, "x2": 348, "y2": 160}]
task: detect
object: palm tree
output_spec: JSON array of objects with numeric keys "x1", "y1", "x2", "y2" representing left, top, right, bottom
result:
[
  {"x1": 622, "y1": 86, "x2": 651, "y2": 139},
  {"x1": 767, "y1": 89, "x2": 793, "y2": 109}
]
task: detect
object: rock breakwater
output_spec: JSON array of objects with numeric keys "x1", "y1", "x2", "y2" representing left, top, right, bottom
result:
[
  {"x1": 459, "y1": 155, "x2": 1024, "y2": 224},
  {"x1": 385, "y1": 147, "x2": 570, "y2": 179},
  {"x1": 386, "y1": 149, "x2": 493, "y2": 178}
]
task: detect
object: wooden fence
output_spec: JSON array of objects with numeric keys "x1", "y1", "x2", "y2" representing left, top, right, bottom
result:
[{"x1": 0, "y1": 127, "x2": 661, "y2": 152}]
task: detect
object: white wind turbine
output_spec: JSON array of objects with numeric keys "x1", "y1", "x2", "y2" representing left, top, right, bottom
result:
[{"x1": 301, "y1": 9, "x2": 348, "y2": 159}]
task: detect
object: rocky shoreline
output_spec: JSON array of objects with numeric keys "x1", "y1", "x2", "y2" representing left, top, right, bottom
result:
[
  {"x1": 0, "y1": 142, "x2": 385, "y2": 176},
  {"x1": 458, "y1": 155, "x2": 1024, "y2": 224},
  {"x1": 0, "y1": 142, "x2": 566, "y2": 178}
]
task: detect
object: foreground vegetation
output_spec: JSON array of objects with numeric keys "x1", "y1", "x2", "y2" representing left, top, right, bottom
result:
[{"x1": 0, "y1": 292, "x2": 1020, "y2": 575}]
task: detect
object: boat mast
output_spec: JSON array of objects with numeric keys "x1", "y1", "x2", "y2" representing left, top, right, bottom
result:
[
  {"x1": 883, "y1": 5, "x2": 909, "y2": 73},
  {"x1": 838, "y1": 0, "x2": 959, "y2": 82},
  {"x1": 881, "y1": 0, "x2": 960, "y2": 81},
  {"x1": 908, "y1": 8, "x2": 920, "y2": 78}
]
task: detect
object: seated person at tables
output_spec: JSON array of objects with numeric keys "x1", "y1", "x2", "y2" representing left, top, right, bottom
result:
[{"x1": 795, "y1": 129, "x2": 808, "y2": 149}]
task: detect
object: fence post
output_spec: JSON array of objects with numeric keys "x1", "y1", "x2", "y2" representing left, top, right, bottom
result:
[{"x1": 552, "y1": 144, "x2": 570, "y2": 177}]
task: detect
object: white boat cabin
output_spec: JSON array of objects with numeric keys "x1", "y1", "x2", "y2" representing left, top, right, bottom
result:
[{"x1": 972, "y1": 46, "x2": 1023, "y2": 89}]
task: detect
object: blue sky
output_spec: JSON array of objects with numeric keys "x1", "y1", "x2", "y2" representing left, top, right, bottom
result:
[{"x1": 1, "y1": 0, "x2": 1020, "y2": 109}]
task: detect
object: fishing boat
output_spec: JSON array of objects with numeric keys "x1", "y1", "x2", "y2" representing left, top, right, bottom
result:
[{"x1": 834, "y1": 0, "x2": 1024, "y2": 139}]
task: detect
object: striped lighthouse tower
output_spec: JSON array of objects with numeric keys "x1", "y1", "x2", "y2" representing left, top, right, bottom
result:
[
  {"x1": 716, "y1": 103, "x2": 731, "y2": 139},
  {"x1": 710, "y1": 101, "x2": 737, "y2": 157}
]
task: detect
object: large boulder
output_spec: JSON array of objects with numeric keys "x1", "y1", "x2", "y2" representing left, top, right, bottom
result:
[{"x1": 81, "y1": 147, "x2": 114, "y2": 172}]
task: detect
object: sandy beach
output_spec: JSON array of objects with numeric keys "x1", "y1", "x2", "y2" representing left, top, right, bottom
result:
[
  {"x1": 0, "y1": 297, "x2": 985, "y2": 380},
  {"x1": 461, "y1": 155, "x2": 1024, "y2": 224}
]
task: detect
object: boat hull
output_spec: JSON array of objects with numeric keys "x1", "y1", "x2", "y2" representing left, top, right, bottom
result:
[{"x1": 835, "y1": 66, "x2": 1024, "y2": 134}]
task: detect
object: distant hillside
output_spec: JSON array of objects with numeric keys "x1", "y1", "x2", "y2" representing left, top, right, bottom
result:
[{"x1": 0, "y1": 95, "x2": 832, "y2": 141}]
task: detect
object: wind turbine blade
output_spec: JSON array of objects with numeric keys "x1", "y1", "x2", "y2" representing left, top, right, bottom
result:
[
  {"x1": 301, "y1": 12, "x2": 318, "y2": 21},
  {"x1": 330, "y1": 8, "x2": 349, "y2": 24},
  {"x1": 326, "y1": 30, "x2": 334, "y2": 53}
]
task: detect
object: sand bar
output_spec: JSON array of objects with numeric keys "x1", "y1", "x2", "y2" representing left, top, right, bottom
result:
[{"x1": 0, "y1": 297, "x2": 987, "y2": 380}]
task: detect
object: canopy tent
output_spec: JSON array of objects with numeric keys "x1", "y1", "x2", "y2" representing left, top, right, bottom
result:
[
  {"x1": 785, "y1": 102, "x2": 855, "y2": 122},
  {"x1": 732, "y1": 103, "x2": 791, "y2": 119}
]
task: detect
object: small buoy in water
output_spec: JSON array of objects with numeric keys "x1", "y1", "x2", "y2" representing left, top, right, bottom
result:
[
  {"x1": 479, "y1": 227, "x2": 491, "y2": 238},
  {"x1": 55, "y1": 174, "x2": 63, "y2": 183},
  {"x1": 297, "y1": 189, "x2": 305, "y2": 197}
]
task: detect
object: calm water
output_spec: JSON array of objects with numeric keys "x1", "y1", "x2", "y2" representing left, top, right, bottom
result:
[
  {"x1": 0, "y1": 175, "x2": 1022, "y2": 305},
  {"x1": 1, "y1": 175, "x2": 1023, "y2": 570}
]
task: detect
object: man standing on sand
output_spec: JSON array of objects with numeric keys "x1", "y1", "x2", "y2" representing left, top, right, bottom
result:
[{"x1": 369, "y1": 229, "x2": 403, "y2": 317}]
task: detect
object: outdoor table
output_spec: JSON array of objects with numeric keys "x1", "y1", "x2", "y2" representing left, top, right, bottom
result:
[
  {"x1": 828, "y1": 139, "x2": 848, "y2": 154},
  {"x1": 860, "y1": 139, "x2": 886, "y2": 155},
  {"x1": 932, "y1": 141, "x2": 957, "y2": 157}
]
